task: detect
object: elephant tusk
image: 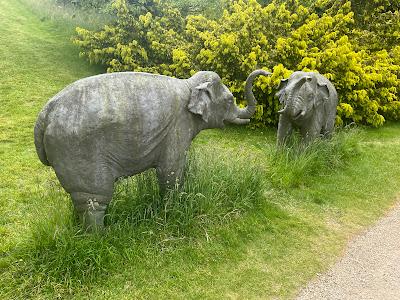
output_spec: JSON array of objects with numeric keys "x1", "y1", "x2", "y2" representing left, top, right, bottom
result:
[{"x1": 278, "y1": 105, "x2": 288, "y2": 114}]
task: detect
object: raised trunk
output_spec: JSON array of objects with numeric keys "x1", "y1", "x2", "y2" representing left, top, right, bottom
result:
[{"x1": 238, "y1": 70, "x2": 271, "y2": 119}]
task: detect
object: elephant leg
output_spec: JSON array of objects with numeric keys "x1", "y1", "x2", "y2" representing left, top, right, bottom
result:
[
  {"x1": 53, "y1": 162, "x2": 115, "y2": 231},
  {"x1": 321, "y1": 117, "x2": 335, "y2": 138},
  {"x1": 156, "y1": 150, "x2": 187, "y2": 194},
  {"x1": 70, "y1": 192, "x2": 112, "y2": 231},
  {"x1": 300, "y1": 118, "x2": 323, "y2": 144},
  {"x1": 277, "y1": 114, "x2": 293, "y2": 146}
]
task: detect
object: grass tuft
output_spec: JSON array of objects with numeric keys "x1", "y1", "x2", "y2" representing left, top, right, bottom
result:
[
  {"x1": 267, "y1": 128, "x2": 361, "y2": 188},
  {"x1": 109, "y1": 148, "x2": 263, "y2": 234}
]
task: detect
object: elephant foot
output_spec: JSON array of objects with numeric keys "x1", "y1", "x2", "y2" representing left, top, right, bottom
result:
[
  {"x1": 71, "y1": 192, "x2": 110, "y2": 232},
  {"x1": 80, "y1": 203, "x2": 106, "y2": 232}
]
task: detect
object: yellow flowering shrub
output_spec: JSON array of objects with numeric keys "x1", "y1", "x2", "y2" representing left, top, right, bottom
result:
[
  {"x1": 274, "y1": 1, "x2": 400, "y2": 126},
  {"x1": 73, "y1": 0, "x2": 400, "y2": 127},
  {"x1": 74, "y1": 0, "x2": 186, "y2": 74}
]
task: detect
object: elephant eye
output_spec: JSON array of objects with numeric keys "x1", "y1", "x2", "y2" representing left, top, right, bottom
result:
[{"x1": 279, "y1": 93, "x2": 288, "y2": 104}]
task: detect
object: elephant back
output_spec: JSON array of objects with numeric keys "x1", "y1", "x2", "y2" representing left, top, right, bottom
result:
[{"x1": 43, "y1": 72, "x2": 187, "y2": 139}]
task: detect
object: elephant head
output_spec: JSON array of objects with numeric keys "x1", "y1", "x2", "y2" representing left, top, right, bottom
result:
[
  {"x1": 276, "y1": 71, "x2": 330, "y2": 122},
  {"x1": 188, "y1": 70, "x2": 271, "y2": 128}
]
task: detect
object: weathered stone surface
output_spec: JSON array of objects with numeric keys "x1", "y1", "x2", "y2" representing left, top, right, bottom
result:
[
  {"x1": 34, "y1": 70, "x2": 270, "y2": 230},
  {"x1": 276, "y1": 71, "x2": 338, "y2": 144}
]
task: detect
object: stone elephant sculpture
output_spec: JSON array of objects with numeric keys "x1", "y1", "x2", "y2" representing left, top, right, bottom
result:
[
  {"x1": 34, "y1": 70, "x2": 270, "y2": 230},
  {"x1": 275, "y1": 71, "x2": 338, "y2": 144}
]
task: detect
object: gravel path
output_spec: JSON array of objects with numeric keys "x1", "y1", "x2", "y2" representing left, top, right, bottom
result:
[{"x1": 296, "y1": 201, "x2": 400, "y2": 300}]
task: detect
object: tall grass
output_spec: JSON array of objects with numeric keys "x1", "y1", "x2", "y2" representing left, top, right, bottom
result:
[
  {"x1": 268, "y1": 128, "x2": 361, "y2": 188},
  {"x1": 1, "y1": 148, "x2": 264, "y2": 296},
  {"x1": 108, "y1": 148, "x2": 263, "y2": 234}
]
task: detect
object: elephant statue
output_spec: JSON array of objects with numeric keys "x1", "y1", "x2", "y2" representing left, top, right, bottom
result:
[
  {"x1": 275, "y1": 71, "x2": 338, "y2": 144},
  {"x1": 34, "y1": 70, "x2": 270, "y2": 230}
]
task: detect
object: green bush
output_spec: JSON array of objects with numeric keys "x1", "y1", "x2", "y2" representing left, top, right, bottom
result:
[
  {"x1": 75, "y1": 0, "x2": 186, "y2": 74},
  {"x1": 274, "y1": 1, "x2": 400, "y2": 126},
  {"x1": 73, "y1": 0, "x2": 400, "y2": 127},
  {"x1": 165, "y1": 0, "x2": 224, "y2": 18}
]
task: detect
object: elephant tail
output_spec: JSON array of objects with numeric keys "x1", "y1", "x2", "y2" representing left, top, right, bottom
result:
[{"x1": 34, "y1": 110, "x2": 50, "y2": 166}]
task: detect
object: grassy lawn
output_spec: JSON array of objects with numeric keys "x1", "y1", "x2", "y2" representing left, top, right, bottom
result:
[{"x1": 1, "y1": 0, "x2": 400, "y2": 299}]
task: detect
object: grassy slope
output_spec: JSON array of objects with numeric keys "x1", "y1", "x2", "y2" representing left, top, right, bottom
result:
[
  {"x1": 1, "y1": 0, "x2": 400, "y2": 299},
  {"x1": 0, "y1": 0, "x2": 102, "y2": 267}
]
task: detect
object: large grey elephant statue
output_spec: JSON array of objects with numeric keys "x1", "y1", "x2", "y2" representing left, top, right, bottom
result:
[
  {"x1": 34, "y1": 70, "x2": 270, "y2": 230},
  {"x1": 275, "y1": 71, "x2": 338, "y2": 144}
]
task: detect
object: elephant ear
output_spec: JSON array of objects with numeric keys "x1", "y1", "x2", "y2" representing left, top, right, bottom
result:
[
  {"x1": 188, "y1": 81, "x2": 213, "y2": 122},
  {"x1": 275, "y1": 78, "x2": 289, "y2": 102},
  {"x1": 315, "y1": 78, "x2": 330, "y2": 107}
]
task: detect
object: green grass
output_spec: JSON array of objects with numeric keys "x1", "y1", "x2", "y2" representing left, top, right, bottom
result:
[
  {"x1": 268, "y1": 128, "x2": 361, "y2": 189},
  {"x1": 20, "y1": 0, "x2": 114, "y2": 30},
  {"x1": 1, "y1": 0, "x2": 400, "y2": 299}
]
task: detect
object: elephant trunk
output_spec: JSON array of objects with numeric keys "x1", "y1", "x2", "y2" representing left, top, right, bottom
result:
[
  {"x1": 238, "y1": 70, "x2": 271, "y2": 119},
  {"x1": 277, "y1": 76, "x2": 312, "y2": 117},
  {"x1": 279, "y1": 95, "x2": 306, "y2": 120}
]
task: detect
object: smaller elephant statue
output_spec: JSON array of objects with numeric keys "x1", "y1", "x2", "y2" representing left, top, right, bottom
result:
[
  {"x1": 34, "y1": 69, "x2": 270, "y2": 230},
  {"x1": 275, "y1": 71, "x2": 338, "y2": 144}
]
